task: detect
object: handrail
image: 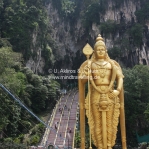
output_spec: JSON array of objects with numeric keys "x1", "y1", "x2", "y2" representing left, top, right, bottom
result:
[
  {"x1": 0, "y1": 83, "x2": 48, "y2": 127},
  {"x1": 49, "y1": 97, "x2": 62, "y2": 130},
  {"x1": 41, "y1": 97, "x2": 62, "y2": 146},
  {"x1": 0, "y1": 83, "x2": 60, "y2": 148},
  {"x1": 72, "y1": 123, "x2": 76, "y2": 148},
  {"x1": 72, "y1": 99, "x2": 79, "y2": 148}
]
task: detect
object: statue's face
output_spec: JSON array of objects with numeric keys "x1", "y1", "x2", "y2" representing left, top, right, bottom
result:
[{"x1": 95, "y1": 45, "x2": 106, "y2": 59}]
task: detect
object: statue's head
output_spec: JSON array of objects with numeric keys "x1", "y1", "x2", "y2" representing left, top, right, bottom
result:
[{"x1": 94, "y1": 34, "x2": 107, "y2": 59}]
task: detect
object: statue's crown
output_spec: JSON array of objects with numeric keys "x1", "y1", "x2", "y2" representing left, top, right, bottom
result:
[
  {"x1": 96, "y1": 34, "x2": 104, "y2": 42},
  {"x1": 94, "y1": 34, "x2": 106, "y2": 49}
]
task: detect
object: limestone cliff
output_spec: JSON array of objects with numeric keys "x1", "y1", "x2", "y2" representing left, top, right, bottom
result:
[
  {"x1": 26, "y1": 0, "x2": 149, "y2": 74},
  {"x1": 48, "y1": 0, "x2": 149, "y2": 68}
]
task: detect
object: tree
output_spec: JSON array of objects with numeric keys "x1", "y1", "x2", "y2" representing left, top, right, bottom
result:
[
  {"x1": 0, "y1": 47, "x2": 22, "y2": 75},
  {"x1": 100, "y1": 20, "x2": 117, "y2": 37},
  {"x1": 128, "y1": 24, "x2": 143, "y2": 46},
  {"x1": 108, "y1": 46, "x2": 121, "y2": 59},
  {"x1": 135, "y1": 1, "x2": 149, "y2": 24},
  {"x1": 123, "y1": 65, "x2": 149, "y2": 146}
]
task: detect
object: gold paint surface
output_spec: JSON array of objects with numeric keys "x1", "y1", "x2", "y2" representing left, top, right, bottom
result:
[{"x1": 78, "y1": 35, "x2": 127, "y2": 149}]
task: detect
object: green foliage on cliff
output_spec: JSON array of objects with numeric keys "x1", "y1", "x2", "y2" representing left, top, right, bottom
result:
[
  {"x1": 112, "y1": 0, "x2": 125, "y2": 8},
  {"x1": 128, "y1": 24, "x2": 143, "y2": 46},
  {"x1": 83, "y1": 3, "x2": 101, "y2": 29},
  {"x1": 0, "y1": 47, "x2": 21, "y2": 75},
  {"x1": 42, "y1": 44, "x2": 55, "y2": 71},
  {"x1": 108, "y1": 46, "x2": 122, "y2": 59},
  {"x1": 135, "y1": 1, "x2": 149, "y2": 24},
  {"x1": 100, "y1": 20, "x2": 117, "y2": 37},
  {"x1": 61, "y1": 0, "x2": 76, "y2": 16},
  {"x1": 51, "y1": 0, "x2": 76, "y2": 17},
  {"x1": 0, "y1": 0, "x2": 58, "y2": 74},
  {"x1": 82, "y1": 0, "x2": 99, "y2": 8},
  {"x1": 0, "y1": 46, "x2": 60, "y2": 145},
  {"x1": 123, "y1": 65, "x2": 149, "y2": 145},
  {"x1": 82, "y1": 0, "x2": 108, "y2": 29},
  {"x1": 0, "y1": 0, "x2": 52, "y2": 61}
]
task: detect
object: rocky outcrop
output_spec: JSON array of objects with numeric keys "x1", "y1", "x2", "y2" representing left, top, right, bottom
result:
[
  {"x1": 26, "y1": 0, "x2": 149, "y2": 74},
  {"x1": 47, "y1": 0, "x2": 149, "y2": 67},
  {"x1": 26, "y1": 49, "x2": 45, "y2": 74}
]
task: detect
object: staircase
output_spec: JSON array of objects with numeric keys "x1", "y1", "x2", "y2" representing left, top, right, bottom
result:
[{"x1": 31, "y1": 89, "x2": 79, "y2": 149}]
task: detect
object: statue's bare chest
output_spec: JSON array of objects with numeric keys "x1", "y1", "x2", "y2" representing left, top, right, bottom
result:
[{"x1": 91, "y1": 61, "x2": 112, "y2": 79}]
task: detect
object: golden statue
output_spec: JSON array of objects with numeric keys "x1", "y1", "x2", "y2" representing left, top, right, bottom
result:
[{"x1": 78, "y1": 35, "x2": 127, "y2": 149}]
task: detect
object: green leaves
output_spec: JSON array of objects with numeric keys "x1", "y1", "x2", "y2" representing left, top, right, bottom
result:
[
  {"x1": 1, "y1": 0, "x2": 50, "y2": 60},
  {"x1": 61, "y1": 0, "x2": 76, "y2": 16},
  {"x1": 100, "y1": 20, "x2": 117, "y2": 36},
  {"x1": 21, "y1": 67, "x2": 60, "y2": 112},
  {"x1": 0, "y1": 46, "x2": 59, "y2": 145},
  {"x1": 0, "y1": 47, "x2": 22, "y2": 74},
  {"x1": 83, "y1": 2, "x2": 101, "y2": 29},
  {"x1": 108, "y1": 47, "x2": 121, "y2": 59},
  {"x1": 123, "y1": 65, "x2": 149, "y2": 145},
  {"x1": 52, "y1": 0, "x2": 76, "y2": 17},
  {"x1": 124, "y1": 65, "x2": 149, "y2": 102},
  {"x1": 135, "y1": 1, "x2": 149, "y2": 24},
  {"x1": 128, "y1": 24, "x2": 143, "y2": 46}
]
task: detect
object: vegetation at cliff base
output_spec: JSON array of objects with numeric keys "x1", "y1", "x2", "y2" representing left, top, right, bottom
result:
[
  {"x1": 123, "y1": 65, "x2": 149, "y2": 146},
  {"x1": 0, "y1": 47, "x2": 60, "y2": 145}
]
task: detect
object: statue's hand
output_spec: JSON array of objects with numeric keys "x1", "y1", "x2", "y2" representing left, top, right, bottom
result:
[
  {"x1": 80, "y1": 67, "x2": 92, "y2": 82},
  {"x1": 83, "y1": 65, "x2": 91, "y2": 76},
  {"x1": 108, "y1": 90, "x2": 120, "y2": 99},
  {"x1": 81, "y1": 66, "x2": 92, "y2": 81}
]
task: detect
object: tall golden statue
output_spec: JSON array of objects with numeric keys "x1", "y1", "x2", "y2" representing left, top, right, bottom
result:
[{"x1": 78, "y1": 35, "x2": 127, "y2": 149}]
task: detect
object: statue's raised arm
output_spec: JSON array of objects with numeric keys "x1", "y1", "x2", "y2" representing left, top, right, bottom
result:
[{"x1": 78, "y1": 34, "x2": 127, "y2": 149}]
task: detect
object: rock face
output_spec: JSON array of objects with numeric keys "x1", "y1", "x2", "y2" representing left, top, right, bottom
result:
[
  {"x1": 47, "y1": 3, "x2": 84, "y2": 54},
  {"x1": 26, "y1": 0, "x2": 149, "y2": 74},
  {"x1": 26, "y1": 28, "x2": 46, "y2": 74}
]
